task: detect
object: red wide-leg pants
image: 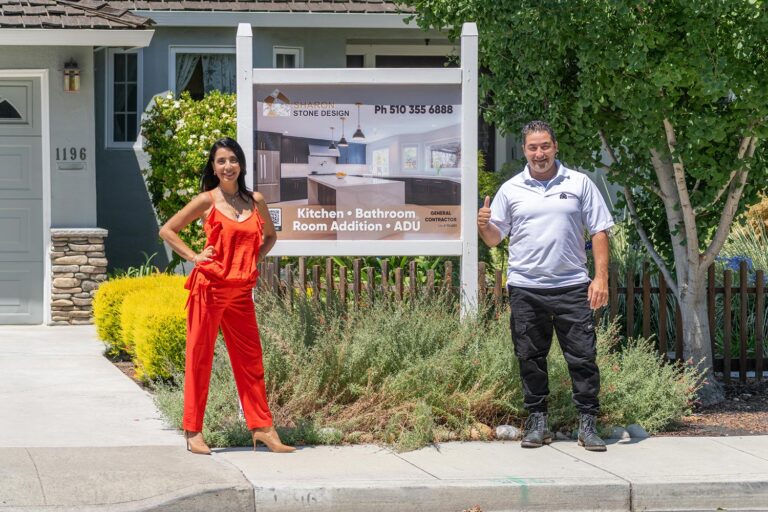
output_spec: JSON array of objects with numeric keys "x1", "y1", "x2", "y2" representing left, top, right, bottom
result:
[{"x1": 182, "y1": 284, "x2": 273, "y2": 432}]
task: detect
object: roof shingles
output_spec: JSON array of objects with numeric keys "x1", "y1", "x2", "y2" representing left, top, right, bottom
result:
[
  {"x1": 0, "y1": 0, "x2": 412, "y2": 29},
  {"x1": 107, "y1": 0, "x2": 413, "y2": 14},
  {"x1": 0, "y1": 0, "x2": 154, "y2": 28}
]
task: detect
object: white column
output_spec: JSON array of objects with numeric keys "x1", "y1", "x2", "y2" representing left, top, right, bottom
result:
[
  {"x1": 236, "y1": 23, "x2": 254, "y2": 191},
  {"x1": 460, "y1": 22, "x2": 479, "y2": 318}
]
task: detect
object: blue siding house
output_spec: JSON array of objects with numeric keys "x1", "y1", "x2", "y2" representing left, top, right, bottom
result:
[
  {"x1": 0, "y1": 0, "x2": 516, "y2": 323},
  {"x1": 95, "y1": 1, "x2": 502, "y2": 270}
]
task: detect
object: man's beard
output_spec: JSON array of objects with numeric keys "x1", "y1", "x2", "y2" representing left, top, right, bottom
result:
[{"x1": 530, "y1": 160, "x2": 553, "y2": 174}]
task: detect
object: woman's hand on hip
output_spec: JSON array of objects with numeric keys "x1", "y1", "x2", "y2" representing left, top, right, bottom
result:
[{"x1": 192, "y1": 245, "x2": 216, "y2": 265}]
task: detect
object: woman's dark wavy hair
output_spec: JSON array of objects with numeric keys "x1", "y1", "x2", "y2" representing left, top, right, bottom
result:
[{"x1": 200, "y1": 137, "x2": 253, "y2": 205}]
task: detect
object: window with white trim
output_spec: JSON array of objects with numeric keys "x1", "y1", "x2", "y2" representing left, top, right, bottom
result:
[
  {"x1": 346, "y1": 55, "x2": 364, "y2": 68},
  {"x1": 345, "y1": 44, "x2": 458, "y2": 68},
  {"x1": 273, "y1": 47, "x2": 303, "y2": 68},
  {"x1": 106, "y1": 48, "x2": 142, "y2": 148},
  {"x1": 170, "y1": 46, "x2": 236, "y2": 100}
]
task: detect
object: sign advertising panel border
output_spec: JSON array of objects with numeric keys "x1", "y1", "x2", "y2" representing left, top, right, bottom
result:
[{"x1": 236, "y1": 23, "x2": 478, "y2": 313}]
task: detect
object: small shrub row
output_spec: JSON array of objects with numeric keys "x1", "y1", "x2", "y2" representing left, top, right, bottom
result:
[{"x1": 93, "y1": 274, "x2": 187, "y2": 380}]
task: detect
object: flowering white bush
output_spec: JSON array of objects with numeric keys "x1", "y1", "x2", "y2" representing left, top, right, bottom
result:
[{"x1": 141, "y1": 91, "x2": 236, "y2": 266}]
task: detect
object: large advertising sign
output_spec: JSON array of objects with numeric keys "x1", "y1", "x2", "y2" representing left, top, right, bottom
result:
[
  {"x1": 236, "y1": 21, "x2": 478, "y2": 312},
  {"x1": 253, "y1": 84, "x2": 462, "y2": 242}
]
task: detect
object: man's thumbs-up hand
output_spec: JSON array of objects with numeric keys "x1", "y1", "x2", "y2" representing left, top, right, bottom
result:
[{"x1": 477, "y1": 195, "x2": 492, "y2": 228}]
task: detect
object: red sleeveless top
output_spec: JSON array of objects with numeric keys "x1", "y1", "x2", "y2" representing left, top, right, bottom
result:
[{"x1": 184, "y1": 193, "x2": 264, "y2": 302}]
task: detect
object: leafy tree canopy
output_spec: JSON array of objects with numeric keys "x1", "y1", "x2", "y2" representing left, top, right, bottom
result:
[
  {"x1": 402, "y1": 0, "x2": 767, "y2": 268},
  {"x1": 403, "y1": 0, "x2": 766, "y2": 400}
]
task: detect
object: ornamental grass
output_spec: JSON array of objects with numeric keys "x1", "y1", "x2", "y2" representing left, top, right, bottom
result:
[{"x1": 152, "y1": 289, "x2": 702, "y2": 451}]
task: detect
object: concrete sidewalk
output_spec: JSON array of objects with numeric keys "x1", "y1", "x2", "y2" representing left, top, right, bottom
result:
[
  {"x1": 222, "y1": 437, "x2": 768, "y2": 512},
  {"x1": 2, "y1": 326, "x2": 768, "y2": 512}
]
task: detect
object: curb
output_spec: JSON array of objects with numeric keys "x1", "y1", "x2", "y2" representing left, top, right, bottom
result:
[
  {"x1": 0, "y1": 447, "x2": 253, "y2": 512},
  {"x1": 252, "y1": 480, "x2": 630, "y2": 512}
]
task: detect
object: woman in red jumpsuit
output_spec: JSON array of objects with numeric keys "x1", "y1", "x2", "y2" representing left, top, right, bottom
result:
[{"x1": 160, "y1": 137, "x2": 294, "y2": 455}]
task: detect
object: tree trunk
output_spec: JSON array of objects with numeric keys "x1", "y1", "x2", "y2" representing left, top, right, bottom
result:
[{"x1": 678, "y1": 276, "x2": 725, "y2": 406}]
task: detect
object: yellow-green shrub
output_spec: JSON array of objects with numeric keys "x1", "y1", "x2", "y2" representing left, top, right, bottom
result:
[
  {"x1": 94, "y1": 274, "x2": 185, "y2": 356},
  {"x1": 746, "y1": 194, "x2": 768, "y2": 232},
  {"x1": 93, "y1": 276, "x2": 150, "y2": 356},
  {"x1": 117, "y1": 275, "x2": 185, "y2": 354},
  {"x1": 123, "y1": 285, "x2": 188, "y2": 381}
]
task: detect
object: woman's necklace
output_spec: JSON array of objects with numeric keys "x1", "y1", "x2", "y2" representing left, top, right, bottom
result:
[{"x1": 220, "y1": 188, "x2": 243, "y2": 220}]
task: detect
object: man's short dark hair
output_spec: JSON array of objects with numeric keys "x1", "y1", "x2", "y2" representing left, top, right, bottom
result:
[{"x1": 522, "y1": 120, "x2": 557, "y2": 145}]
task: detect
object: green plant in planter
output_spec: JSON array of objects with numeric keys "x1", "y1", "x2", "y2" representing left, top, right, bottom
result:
[{"x1": 140, "y1": 90, "x2": 237, "y2": 268}]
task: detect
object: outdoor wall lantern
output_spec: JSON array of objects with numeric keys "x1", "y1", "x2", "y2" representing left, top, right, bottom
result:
[
  {"x1": 63, "y1": 59, "x2": 80, "y2": 93},
  {"x1": 338, "y1": 117, "x2": 349, "y2": 147},
  {"x1": 352, "y1": 102, "x2": 366, "y2": 141}
]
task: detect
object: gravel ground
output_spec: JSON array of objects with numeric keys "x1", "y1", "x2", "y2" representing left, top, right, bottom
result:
[{"x1": 658, "y1": 380, "x2": 768, "y2": 437}]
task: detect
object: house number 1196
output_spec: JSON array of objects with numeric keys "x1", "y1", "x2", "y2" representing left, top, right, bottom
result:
[{"x1": 56, "y1": 147, "x2": 86, "y2": 161}]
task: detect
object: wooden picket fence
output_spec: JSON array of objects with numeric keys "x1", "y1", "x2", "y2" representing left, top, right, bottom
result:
[
  {"x1": 257, "y1": 257, "x2": 766, "y2": 384},
  {"x1": 608, "y1": 261, "x2": 765, "y2": 385},
  {"x1": 257, "y1": 258, "x2": 466, "y2": 307}
]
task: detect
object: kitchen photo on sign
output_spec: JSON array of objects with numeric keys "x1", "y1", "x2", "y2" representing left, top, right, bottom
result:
[{"x1": 253, "y1": 84, "x2": 462, "y2": 241}]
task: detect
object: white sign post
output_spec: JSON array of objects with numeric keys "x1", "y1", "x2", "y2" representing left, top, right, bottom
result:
[
  {"x1": 459, "y1": 23, "x2": 479, "y2": 317},
  {"x1": 236, "y1": 23, "x2": 253, "y2": 190},
  {"x1": 236, "y1": 22, "x2": 479, "y2": 316}
]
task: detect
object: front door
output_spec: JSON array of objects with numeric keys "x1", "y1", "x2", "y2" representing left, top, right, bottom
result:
[{"x1": 0, "y1": 78, "x2": 43, "y2": 324}]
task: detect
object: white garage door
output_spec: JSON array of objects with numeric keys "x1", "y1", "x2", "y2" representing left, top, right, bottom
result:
[{"x1": 0, "y1": 78, "x2": 43, "y2": 324}]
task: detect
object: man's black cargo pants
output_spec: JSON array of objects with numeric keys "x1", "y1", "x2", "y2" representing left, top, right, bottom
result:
[{"x1": 508, "y1": 282, "x2": 600, "y2": 415}]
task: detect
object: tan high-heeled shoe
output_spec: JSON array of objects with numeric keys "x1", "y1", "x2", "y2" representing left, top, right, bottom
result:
[
  {"x1": 251, "y1": 426, "x2": 296, "y2": 453},
  {"x1": 184, "y1": 430, "x2": 212, "y2": 455}
]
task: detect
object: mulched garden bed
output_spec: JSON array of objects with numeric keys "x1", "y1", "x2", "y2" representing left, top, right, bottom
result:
[{"x1": 658, "y1": 381, "x2": 768, "y2": 437}]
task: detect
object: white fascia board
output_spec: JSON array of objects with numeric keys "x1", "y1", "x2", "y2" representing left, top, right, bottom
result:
[
  {"x1": 134, "y1": 11, "x2": 411, "y2": 29},
  {"x1": 0, "y1": 29, "x2": 154, "y2": 47},
  {"x1": 253, "y1": 67, "x2": 461, "y2": 85},
  {"x1": 271, "y1": 240, "x2": 464, "y2": 257}
]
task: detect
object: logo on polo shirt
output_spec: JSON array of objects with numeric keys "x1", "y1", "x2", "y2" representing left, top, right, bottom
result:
[{"x1": 560, "y1": 192, "x2": 568, "y2": 199}]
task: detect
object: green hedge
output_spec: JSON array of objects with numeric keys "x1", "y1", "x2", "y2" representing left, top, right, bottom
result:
[{"x1": 140, "y1": 91, "x2": 236, "y2": 268}]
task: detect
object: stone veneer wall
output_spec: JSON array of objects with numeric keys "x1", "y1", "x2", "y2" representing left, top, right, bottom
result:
[{"x1": 50, "y1": 228, "x2": 108, "y2": 325}]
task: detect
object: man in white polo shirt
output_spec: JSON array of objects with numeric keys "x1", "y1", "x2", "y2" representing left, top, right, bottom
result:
[{"x1": 478, "y1": 120, "x2": 614, "y2": 452}]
